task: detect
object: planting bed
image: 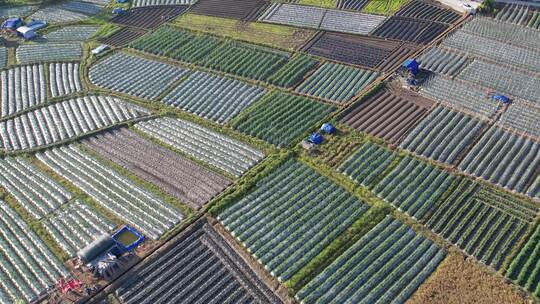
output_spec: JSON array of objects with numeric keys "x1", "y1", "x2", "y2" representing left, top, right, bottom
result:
[
  {"x1": 89, "y1": 52, "x2": 189, "y2": 100},
  {"x1": 0, "y1": 157, "x2": 73, "y2": 220},
  {"x1": 161, "y1": 71, "x2": 266, "y2": 124},
  {"x1": 43, "y1": 199, "x2": 116, "y2": 257},
  {"x1": 495, "y1": 4, "x2": 537, "y2": 26},
  {"x1": 459, "y1": 126, "x2": 540, "y2": 194},
  {"x1": 0, "y1": 5, "x2": 36, "y2": 19},
  {"x1": 507, "y1": 218, "x2": 540, "y2": 298},
  {"x1": 427, "y1": 179, "x2": 533, "y2": 269},
  {"x1": 372, "y1": 16, "x2": 449, "y2": 44},
  {"x1": 83, "y1": 128, "x2": 231, "y2": 209},
  {"x1": 267, "y1": 54, "x2": 319, "y2": 88},
  {"x1": 191, "y1": 0, "x2": 267, "y2": 21},
  {"x1": 297, "y1": 216, "x2": 446, "y2": 304},
  {"x1": 132, "y1": 0, "x2": 197, "y2": 7},
  {"x1": 29, "y1": 0, "x2": 105, "y2": 23},
  {"x1": 337, "y1": 0, "x2": 370, "y2": 11},
  {"x1": 99, "y1": 27, "x2": 148, "y2": 47},
  {"x1": 419, "y1": 75, "x2": 499, "y2": 120},
  {"x1": 111, "y1": 6, "x2": 188, "y2": 29},
  {"x1": 0, "y1": 95, "x2": 150, "y2": 151},
  {"x1": 136, "y1": 117, "x2": 265, "y2": 177},
  {"x1": 362, "y1": 0, "x2": 409, "y2": 15},
  {"x1": 115, "y1": 219, "x2": 283, "y2": 303},
  {"x1": 0, "y1": 201, "x2": 70, "y2": 304},
  {"x1": 1, "y1": 64, "x2": 47, "y2": 117},
  {"x1": 340, "y1": 87, "x2": 434, "y2": 143},
  {"x1": 218, "y1": 159, "x2": 370, "y2": 281},
  {"x1": 338, "y1": 142, "x2": 398, "y2": 188},
  {"x1": 499, "y1": 102, "x2": 540, "y2": 139},
  {"x1": 231, "y1": 91, "x2": 335, "y2": 147},
  {"x1": 0, "y1": 47, "x2": 6, "y2": 70},
  {"x1": 418, "y1": 47, "x2": 469, "y2": 76},
  {"x1": 43, "y1": 25, "x2": 100, "y2": 42},
  {"x1": 399, "y1": 106, "x2": 486, "y2": 165},
  {"x1": 49, "y1": 62, "x2": 83, "y2": 98},
  {"x1": 16, "y1": 43, "x2": 83, "y2": 63},
  {"x1": 296, "y1": 62, "x2": 378, "y2": 103},
  {"x1": 374, "y1": 157, "x2": 455, "y2": 220},
  {"x1": 37, "y1": 146, "x2": 184, "y2": 240},
  {"x1": 396, "y1": 0, "x2": 461, "y2": 24},
  {"x1": 462, "y1": 17, "x2": 540, "y2": 50}
]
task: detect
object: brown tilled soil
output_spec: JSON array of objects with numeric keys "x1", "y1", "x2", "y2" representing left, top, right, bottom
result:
[{"x1": 407, "y1": 252, "x2": 531, "y2": 304}]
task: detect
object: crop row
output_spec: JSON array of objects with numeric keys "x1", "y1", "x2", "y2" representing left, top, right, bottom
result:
[
  {"x1": 418, "y1": 47, "x2": 469, "y2": 76},
  {"x1": 136, "y1": 117, "x2": 265, "y2": 177},
  {"x1": 529, "y1": 11, "x2": 540, "y2": 29},
  {"x1": 131, "y1": 0, "x2": 196, "y2": 7},
  {"x1": 115, "y1": 219, "x2": 282, "y2": 303},
  {"x1": 43, "y1": 25, "x2": 99, "y2": 42},
  {"x1": 459, "y1": 126, "x2": 540, "y2": 195},
  {"x1": 494, "y1": 4, "x2": 535, "y2": 26},
  {"x1": 43, "y1": 199, "x2": 115, "y2": 257},
  {"x1": 396, "y1": 0, "x2": 460, "y2": 24},
  {"x1": 111, "y1": 6, "x2": 187, "y2": 29},
  {"x1": 29, "y1": 2, "x2": 99, "y2": 24},
  {"x1": 372, "y1": 16, "x2": 449, "y2": 44},
  {"x1": 0, "y1": 95, "x2": 149, "y2": 151},
  {"x1": 296, "y1": 62, "x2": 378, "y2": 103},
  {"x1": 99, "y1": 27, "x2": 147, "y2": 48},
  {"x1": 189, "y1": 0, "x2": 267, "y2": 21},
  {"x1": 218, "y1": 159, "x2": 370, "y2": 282},
  {"x1": 1, "y1": 64, "x2": 47, "y2": 117},
  {"x1": 297, "y1": 216, "x2": 446, "y2": 304},
  {"x1": 16, "y1": 43, "x2": 83, "y2": 64},
  {"x1": 374, "y1": 156, "x2": 455, "y2": 220},
  {"x1": 462, "y1": 17, "x2": 540, "y2": 51},
  {"x1": 399, "y1": 106, "x2": 485, "y2": 165},
  {"x1": 231, "y1": 91, "x2": 335, "y2": 147},
  {"x1": 161, "y1": 71, "x2": 266, "y2": 124},
  {"x1": 49, "y1": 62, "x2": 82, "y2": 98},
  {"x1": 427, "y1": 179, "x2": 529, "y2": 269},
  {"x1": 499, "y1": 101, "x2": 540, "y2": 139},
  {"x1": 0, "y1": 157, "x2": 72, "y2": 220},
  {"x1": 338, "y1": 142, "x2": 397, "y2": 188},
  {"x1": 0, "y1": 47, "x2": 6, "y2": 70},
  {"x1": 419, "y1": 74, "x2": 499, "y2": 120},
  {"x1": 37, "y1": 146, "x2": 184, "y2": 240},
  {"x1": 337, "y1": 0, "x2": 370, "y2": 11},
  {"x1": 89, "y1": 52, "x2": 189, "y2": 100},
  {"x1": 0, "y1": 5, "x2": 35, "y2": 19},
  {"x1": 266, "y1": 54, "x2": 319, "y2": 88},
  {"x1": 507, "y1": 221, "x2": 540, "y2": 297},
  {"x1": 0, "y1": 201, "x2": 69, "y2": 304},
  {"x1": 83, "y1": 128, "x2": 231, "y2": 210}
]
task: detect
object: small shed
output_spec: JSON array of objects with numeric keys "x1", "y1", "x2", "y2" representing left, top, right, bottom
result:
[
  {"x1": 16, "y1": 26, "x2": 36, "y2": 40},
  {"x1": 402, "y1": 59, "x2": 419, "y2": 75},
  {"x1": 2, "y1": 17, "x2": 23, "y2": 30}
]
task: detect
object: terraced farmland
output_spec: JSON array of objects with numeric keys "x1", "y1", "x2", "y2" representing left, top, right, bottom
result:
[
  {"x1": 115, "y1": 219, "x2": 283, "y2": 303},
  {"x1": 0, "y1": 201, "x2": 70, "y2": 304},
  {"x1": 396, "y1": 0, "x2": 461, "y2": 23},
  {"x1": 418, "y1": 47, "x2": 469, "y2": 76},
  {"x1": 0, "y1": 95, "x2": 150, "y2": 151},
  {"x1": 43, "y1": 25, "x2": 99, "y2": 42},
  {"x1": 111, "y1": 6, "x2": 188, "y2": 29},
  {"x1": 340, "y1": 88, "x2": 434, "y2": 143},
  {"x1": 37, "y1": 146, "x2": 184, "y2": 240},
  {"x1": 338, "y1": 142, "x2": 398, "y2": 188},
  {"x1": 0, "y1": 156, "x2": 72, "y2": 219},
  {"x1": 296, "y1": 62, "x2": 378, "y2": 103},
  {"x1": 499, "y1": 102, "x2": 540, "y2": 139},
  {"x1": 231, "y1": 91, "x2": 335, "y2": 147},
  {"x1": 83, "y1": 128, "x2": 231, "y2": 209},
  {"x1": 459, "y1": 126, "x2": 540, "y2": 194},
  {"x1": 89, "y1": 52, "x2": 189, "y2": 100},
  {"x1": 161, "y1": 71, "x2": 266, "y2": 123},
  {"x1": 218, "y1": 159, "x2": 370, "y2": 281},
  {"x1": 372, "y1": 17, "x2": 449, "y2": 44},
  {"x1": 16, "y1": 43, "x2": 83, "y2": 63},
  {"x1": 374, "y1": 157, "x2": 455, "y2": 220},
  {"x1": 1, "y1": 64, "x2": 47, "y2": 117},
  {"x1": 136, "y1": 117, "x2": 265, "y2": 177},
  {"x1": 399, "y1": 107, "x2": 486, "y2": 165},
  {"x1": 427, "y1": 179, "x2": 534, "y2": 269},
  {"x1": 297, "y1": 216, "x2": 446, "y2": 304},
  {"x1": 42, "y1": 200, "x2": 116, "y2": 257}
]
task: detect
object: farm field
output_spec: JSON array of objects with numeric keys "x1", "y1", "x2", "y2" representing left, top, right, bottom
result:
[
  {"x1": 131, "y1": 0, "x2": 197, "y2": 7},
  {"x1": 417, "y1": 47, "x2": 469, "y2": 76},
  {"x1": 372, "y1": 16, "x2": 449, "y2": 44},
  {"x1": 499, "y1": 101, "x2": 540, "y2": 139},
  {"x1": 16, "y1": 43, "x2": 83, "y2": 63},
  {"x1": 362, "y1": 0, "x2": 409, "y2": 15},
  {"x1": 29, "y1": 0, "x2": 106, "y2": 23},
  {"x1": 111, "y1": 6, "x2": 188, "y2": 29},
  {"x1": 396, "y1": 0, "x2": 461, "y2": 23},
  {"x1": 1, "y1": 64, "x2": 47, "y2": 117},
  {"x1": 190, "y1": 0, "x2": 267, "y2": 21},
  {"x1": 42, "y1": 25, "x2": 100, "y2": 42},
  {"x1": 98, "y1": 27, "x2": 147, "y2": 47}
]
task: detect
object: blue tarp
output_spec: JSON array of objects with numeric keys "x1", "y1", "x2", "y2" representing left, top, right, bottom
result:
[
  {"x1": 403, "y1": 59, "x2": 419, "y2": 75},
  {"x1": 112, "y1": 225, "x2": 144, "y2": 252},
  {"x1": 2, "y1": 17, "x2": 23, "y2": 30},
  {"x1": 492, "y1": 94, "x2": 511, "y2": 104},
  {"x1": 321, "y1": 123, "x2": 336, "y2": 134},
  {"x1": 309, "y1": 133, "x2": 324, "y2": 145}
]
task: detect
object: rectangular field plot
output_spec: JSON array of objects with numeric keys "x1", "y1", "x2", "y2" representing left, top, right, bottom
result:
[
  {"x1": 0, "y1": 47, "x2": 6, "y2": 70},
  {"x1": 373, "y1": 157, "x2": 455, "y2": 220},
  {"x1": 338, "y1": 142, "x2": 398, "y2": 188},
  {"x1": 340, "y1": 88, "x2": 433, "y2": 143},
  {"x1": 0, "y1": 5, "x2": 36, "y2": 19},
  {"x1": 29, "y1": 2, "x2": 99, "y2": 23},
  {"x1": 42, "y1": 199, "x2": 116, "y2": 257},
  {"x1": 337, "y1": 0, "x2": 370, "y2": 11},
  {"x1": 443, "y1": 30, "x2": 540, "y2": 74},
  {"x1": 162, "y1": 71, "x2": 266, "y2": 124},
  {"x1": 111, "y1": 6, "x2": 188, "y2": 29},
  {"x1": 417, "y1": 47, "x2": 469, "y2": 76},
  {"x1": 43, "y1": 25, "x2": 100, "y2": 42},
  {"x1": 218, "y1": 159, "x2": 370, "y2": 282},
  {"x1": 458, "y1": 127, "x2": 540, "y2": 194},
  {"x1": 0, "y1": 95, "x2": 150, "y2": 152},
  {"x1": 494, "y1": 4, "x2": 537, "y2": 26},
  {"x1": 418, "y1": 75, "x2": 499, "y2": 120},
  {"x1": 266, "y1": 54, "x2": 319, "y2": 88},
  {"x1": 132, "y1": 0, "x2": 197, "y2": 7},
  {"x1": 135, "y1": 117, "x2": 265, "y2": 177},
  {"x1": 0, "y1": 157, "x2": 72, "y2": 220},
  {"x1": 49, "y1": 62, "x2": 83, "y2": 98},
  {"x1": 191, "y1": 0, "x2": 267, "y2": 21},
  {"x1": 462, "y1": 17, "x2": 540, "y2": 50},
  {"x1": 0, "y1": 201, "x2": 70, "y2": 304},
  {"x1": 296, "y1": 62, "x2": 378, "y2": 103},
  {"x1": 372, "y1": 16, "x2": 449, "y2": 44},
  {"x1": 1, "y1": 64, "x2": 47, "y2": 117},
  {"x1": 83, "y1": 128, "x2": 232, "y2": 209},
  {"x1": 297, "y1": 216, "x2": 446, "y2": 304},
  {"x1": 99, "y1": 27, "x2": 147, "y2": 47},
  {"x1": 16, "y1": 43, "x2": 83, "y2": 63},
  {"x1": 231, "y1": 91, "x2": 335, "y2": 147},
  {"x1": 89, "y1": 52, "x2": 189, "y2": 100},
  {"x1": 37, "y1": 146, "x2": 184, "y2": 240},
  {"x1": 399, "y1": 106, "x2": 486, "y2": 165},
  {"x1": 456, "y1": 60, "x2": 540, "y2": 104},
  {"x1": 427, "y1": 179, "x2": 534, "y2": 269},
  {"x1": 115, "y1": 219, "x2": 283, "y2": 304},
  {"x1": 396, "y1": 0, "x2": 461, "y2": 24},
  {"x1": 499, "y1": 102, "x2": 540, "y2": 139},
  {"x1": 507, "y1": 219, "x2": 540, "y2": 297}
]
